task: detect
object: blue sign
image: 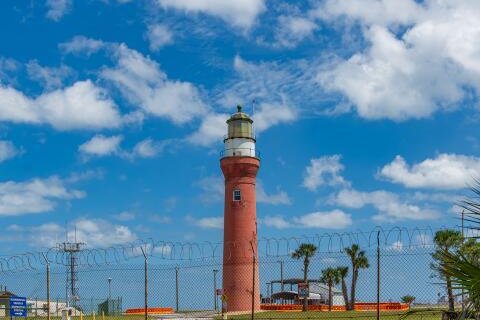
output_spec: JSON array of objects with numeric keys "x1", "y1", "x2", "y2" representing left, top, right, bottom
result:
[{"x1": 9, "y1": 297, "x2": 27, "y2": 317}]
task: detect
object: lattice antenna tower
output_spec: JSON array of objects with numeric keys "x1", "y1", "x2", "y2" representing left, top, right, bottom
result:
[{"x1": 58, "y1": 226, "x2": 85, "y2": 308}]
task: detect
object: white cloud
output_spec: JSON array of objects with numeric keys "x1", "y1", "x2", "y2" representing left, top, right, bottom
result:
[
  {"x1": 0, "y1": 57, "x2": 20, "y2": 82},
  {"x1": 150, "y1": 214, "x2": 172, "y2": 224},
  {"x1": 132, "y1": 138, "x2": 166, "y2": 158},
  {"x1": 71, "y1": 218, "x2": 137, "y2": 247},
  {"x1": 292, "y1": 209, "x2": 352, "y2": 229},
  {"x1": 45, "y1": 0, "x2": 72, "y2": 21},
  {"x1": 19, "y1": 218, "x2": 137, "y2": 248},
  {"x1": 66, "y1": 169, "x2": 105, "y2": 183},
  {"x1": 0, "y1": 80, "x2": 123, "y2": 130},
  {"x1": 0, "y1": 141, "x2": 21, "y2": 163},
  {"x1": 26, "y1": 61, "x2": 74, "y2": 90},
  {"x1": 102, "y1": 44, "x2": 207, "y2": 125},
  {"x1": 188, "y1": 100, "x2": 296, "y2": 147},
  {"x1": 59, "y1": 36, "x2": 106, "y2": 56},
  {"x1": 330, "y1": 188, "x2": 439, "y2": 221},
  {"x1": 187, "y1": 113, "x2": 228, "y2": 147},
  {"x1": 256, "y1": 183, "x2": 291, "y2": 205},
  {"x1": 387, "y1": 241, "x2": 404, "y2": 252},
  {"x1": 153, "y1": 244, "x2": 172, "y2": 256},
  {"x1": 79, "y1": 136, "x2": 168, "y2": 160},
  {"x1": 302, "y1": 155, "x2": 349, "y2": 191},
  {"x1": 156, "y1": 0, "x2": 266, "y2": 30},
  {"x1": 253, "y1": 101, "x2": 297, "y2": 132},
  {"x1": 222, "y1": 55, "x2": 317, "y2": 109},
  {"x1": 262, "y1": 216, "x2": 291, "y2": 229},
  {"x1": 146, "y1": 24, "x2": 173, "y2": 51},
  {"x1": 194, "y1": 175, "x2": 224, "y2": 204},
  {"x1": 317, "y1": 1, "x2": 480, "y2": 121},
  {"x1": 194, "y1": 175, "x2": 291, "y2": 205},
  {"x1": 186, "y1": 215, "x2": 223, "y2": 229},
  {"x1": 411, "y1": 191, "x2": 460, "y2": 203},
  {"x1": 274, "y1": 15, "x2": 317, "y2": 48},
  {"x1": 316, "y1": 0, "x2": 421, "y2": 27},
  {"x1": 190, "y1": 56, "x2": 307, "y2": 146},
  {"x1": 263, "y1": 210, "x2": 352, "y2": 230},
  {"x1": 113, "y1": 211, "x2": 136, "y2": 221},
  {"x1": 79, "y1": 135, "x2": 122, "y2": 157},
  {"x1": 187, "y1": 101, "x2": 296, "y2": 147},
  {"x1": 0, "y1": 176, "x2": 85, "y2": 216},
  {"x1": 379, "y1": 154, "x2": 480, "y2": 190}
]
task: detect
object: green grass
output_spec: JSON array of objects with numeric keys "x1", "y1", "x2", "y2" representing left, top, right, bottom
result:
[
  {"x1": 1, "y1": 309, "x2": 444, "y2": 320},
  {"x1": 224, "y1": 310, "x2": 443, "y2": 320}
]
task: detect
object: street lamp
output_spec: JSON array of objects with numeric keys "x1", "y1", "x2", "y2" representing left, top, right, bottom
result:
[{"x1": 278, "y1": 260, "x2": 284, "y2": 292}]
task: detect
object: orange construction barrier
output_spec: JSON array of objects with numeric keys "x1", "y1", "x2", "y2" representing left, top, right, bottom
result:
[
  {"x1": 260, "y1": 302, "x2": 409, "y2": 312},
  {"x1": 124, "y1": 308, "x2": 174, "y2": 315}
]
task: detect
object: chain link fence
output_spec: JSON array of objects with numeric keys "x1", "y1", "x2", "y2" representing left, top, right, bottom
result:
[{"x1": 0, "y1": 228, "x2": 467, "y2": 320}]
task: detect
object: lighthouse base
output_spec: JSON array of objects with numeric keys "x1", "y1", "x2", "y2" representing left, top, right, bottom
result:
[{"x1": 222, "y1": 260, "x2": 260, "y2": 312}]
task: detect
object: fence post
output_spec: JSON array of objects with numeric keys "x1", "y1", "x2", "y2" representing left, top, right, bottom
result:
[
  {"x1": 251, "y1": 254, "x2": 256, "y2": 320},
  {"x1": 279, "y1": 260, "x2": 284, "y2": 292},
  {"x1": 213, "y1": 269, "x2": 218, "y2": 312},
  {"x1": 42, "y1": 253, "x2": 50, "y2": 320},
  {"x1": 140, "y1": 246, "x2": 148, "y2": 320},
  {"x1": 461, "y1": 209, "x2": 465, "y2": 313},
  {"x1": 377, "y1": 231, "x2": 381, "y2": 320},
  {"x1": 175, "y1": 266, "x2": 179, "y2": 312},
  {"x1": 250, "y1": 241, "x2": 256, "y2": 320}
]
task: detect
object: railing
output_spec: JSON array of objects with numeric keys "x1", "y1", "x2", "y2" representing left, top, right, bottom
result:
[
  {"x1": 220, "y1": 148, "x2": 260, "y2": 159},
  {"x1": 223, "y1": 134, "x2": 257, "y2": 140}
]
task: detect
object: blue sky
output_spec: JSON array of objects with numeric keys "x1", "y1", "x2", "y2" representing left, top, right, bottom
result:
[{"x1": 0, "y1": 0, "x2": 479, "y2": 254}]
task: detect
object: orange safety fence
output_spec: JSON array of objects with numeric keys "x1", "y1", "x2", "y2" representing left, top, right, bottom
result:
[
  {"x1": 260, "y1": 302, "x2": 409, "y2": 312},
  {"x1": 124, "y1": 307, "x2": 174, "y2": 315}
]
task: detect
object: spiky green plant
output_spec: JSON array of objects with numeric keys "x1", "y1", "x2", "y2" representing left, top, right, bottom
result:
[
  {"x1": 440, "y1": 183, "x2": 480, "y2": 318},
  {"x1": 431, "y1": 229, "x2": 463, "y2": 312}
]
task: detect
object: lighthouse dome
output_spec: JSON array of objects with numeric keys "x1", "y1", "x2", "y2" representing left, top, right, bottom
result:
[
  {"x1": 222, "y1": 105, "x2": 257, "y2": 159},
  {"x1": 226, "y1": 105, "x2": 254, "y2": 140}
]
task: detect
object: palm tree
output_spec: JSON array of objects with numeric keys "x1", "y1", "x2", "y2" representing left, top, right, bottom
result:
[
  {"x1": 320, "y1": 267, "x2": 341, "y2": 311},
  {"x1": 292, "y1": 243, "x2": 317, "y2": 312},
  {"x1": 441, "y1": 184, "x2": 480, "y2": 318},
  {"x1": 460, "y1": 238, "x2": 480, "y2": 263},
  {"x1": 401, "y1": 295, "x2": 416, "y2": 305},
  {"x1": 337, "y1": 266, "x2": 349, "y2": 310},
  {"x1": 432, "y1": 229, "x2": 463, "y2": 312},
  {"x1": 345, "y1": 244, "x2": 369, "y2": 310}
]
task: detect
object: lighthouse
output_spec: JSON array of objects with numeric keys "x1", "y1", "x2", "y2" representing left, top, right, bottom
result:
[{"x1": 221, "y1": 105, "x2": 260, "y2": 312}]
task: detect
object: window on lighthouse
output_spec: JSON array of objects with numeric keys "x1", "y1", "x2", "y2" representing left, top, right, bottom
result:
[{"x1": 233, "y1": 189, "x2": 242, "y2": 201}]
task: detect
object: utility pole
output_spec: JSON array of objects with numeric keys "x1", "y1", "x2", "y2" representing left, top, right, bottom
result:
[{"x1": 278, "y1": 260, "x2": 284, "y2": 292}]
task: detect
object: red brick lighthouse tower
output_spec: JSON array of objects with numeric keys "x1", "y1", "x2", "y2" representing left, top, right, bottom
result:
[{"x1": 221, "y1": 105, "x2": 260, "y2": 312}]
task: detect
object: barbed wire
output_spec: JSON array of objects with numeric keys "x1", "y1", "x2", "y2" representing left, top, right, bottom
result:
[{"x1": 0, "y1": 226, "x2": 456, "y2": 273}]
